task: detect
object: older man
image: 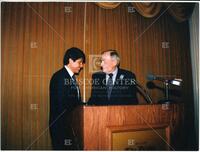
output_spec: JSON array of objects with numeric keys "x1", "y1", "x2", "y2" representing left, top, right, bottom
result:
[{"x1": 88, "y1": 50, "x2": 138, "y2": 105}]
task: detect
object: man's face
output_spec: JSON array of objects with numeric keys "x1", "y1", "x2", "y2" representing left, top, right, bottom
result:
[
  {"x1": 100, "y1": 52, "x2": 117, "y2": 74},
  {"x1": 68, "y1": 58, "x2": 84, "y2": 74}
]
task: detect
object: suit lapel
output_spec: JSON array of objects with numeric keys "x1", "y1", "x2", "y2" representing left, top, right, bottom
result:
[
  {"x1": 63, "y1": 67, "x2": 80, "y2": 101},
  {"x1": 114, "y1": 68, "x2": 122, "y2": 86},
  {"x1": 98, "y1": 72, "x2": 107, "y2": 95},
  {"x1": 63, "y1": 67, "x2": 72, "y2": 80},
  {"x1": 110, "y1": 69, "x2": 123, "y2": 99},
  {"x1": 97, "y1": 72, "x2": 106, "y2": 86}
]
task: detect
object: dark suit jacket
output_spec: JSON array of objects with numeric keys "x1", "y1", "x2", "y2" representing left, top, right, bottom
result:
[
  {"x1": 49, "y1": 67, "x2": 81, "y2": 150},
  {"x1": 88, "y1": 68, "x2": 138, "y2": 105}
]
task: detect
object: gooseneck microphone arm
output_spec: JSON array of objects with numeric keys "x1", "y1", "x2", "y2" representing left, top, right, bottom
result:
[
  {"x1": 147, "y1": 73, "x2": 182, "y2": 103},
  {"x1": 132, "y1": 79, "x2": 153, "y2": 104}
]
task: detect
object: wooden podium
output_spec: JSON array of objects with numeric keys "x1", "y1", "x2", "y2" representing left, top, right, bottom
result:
[{"x1": 71, "y1": 104, "x2": 184, "y2": 150}]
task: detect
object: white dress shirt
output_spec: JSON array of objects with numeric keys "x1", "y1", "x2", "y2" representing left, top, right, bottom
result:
[
  {"x1": 106, "y1": 67, "x2": 118, "y2": 85},
  {"x1": 64, "y1": 65, "x2": 80, "y2": 100}
]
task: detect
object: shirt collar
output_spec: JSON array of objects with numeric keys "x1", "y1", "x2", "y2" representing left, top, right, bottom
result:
[
  {"x1": 64, "y1": 65, "x2": 74, "y2": 78},
  {"x1": 105, "y1": 67, "x2": 118, "y2": 85},
  {"x1": 106, "y1": 67, "x2": 118, "y2": 78},
  {"x1": 107, "y1": 67, "x2": 118, "y2": 76},
  {"x1": 112, "y1": 67, "x2": 118, "y2": 76}
]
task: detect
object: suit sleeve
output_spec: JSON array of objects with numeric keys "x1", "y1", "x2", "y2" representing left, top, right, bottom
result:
[
  {"x1": 49, "y1": 74, "x2": 73, "y2": 148},
  {"x1": 50, "y1": 74, "x2": 65, "y2": 122}
]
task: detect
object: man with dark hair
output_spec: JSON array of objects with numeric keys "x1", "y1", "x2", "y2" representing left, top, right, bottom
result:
[
  {"x1": 49, "y1": 47, "x2": 85, "y2": 150},
  {"x1": 88, "y1": 50, "x2": 138, "y2": 105}
]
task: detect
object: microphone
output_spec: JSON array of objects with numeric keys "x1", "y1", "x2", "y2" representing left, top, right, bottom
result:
[
  {"x1": 147, "y1": 74, "x2": 182, "y2": 104},
  {"x1": 147, "y1": 74, "x2": 182, "y2": 86},
  {"x1": 147, "y1": 74, "x2": 165, "y2": 81},
  {"x1": 132, "y1": 79, "x2": 153, "y2": 104},
  {"x1": 170, "y1": 79, "x2": 182, "y2": 86}
]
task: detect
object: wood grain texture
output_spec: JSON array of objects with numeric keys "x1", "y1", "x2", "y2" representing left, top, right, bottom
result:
[
  {"x1": 72, "y1": 104, "x2": 184, "y2": 150},
  {"x1": 1, "y1": 2, "x2": 193, "y2": 150}
]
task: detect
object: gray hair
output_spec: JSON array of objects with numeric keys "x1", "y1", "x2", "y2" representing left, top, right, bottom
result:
[{"x1": 101, "y1": 49, "x2": 120, "y2": 66}]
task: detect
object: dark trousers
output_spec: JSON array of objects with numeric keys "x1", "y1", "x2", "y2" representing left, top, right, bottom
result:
[{"x1": 50, "y1": 124, "x2": 77, "y2": 150}]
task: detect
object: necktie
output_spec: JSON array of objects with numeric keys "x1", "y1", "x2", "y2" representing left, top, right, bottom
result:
[
  {"x1": 107, "y1": 73, "x2": 113, "y2": 100},
  {"x1": 72, "y1": 75, "x2": 81, "y2": 101}
]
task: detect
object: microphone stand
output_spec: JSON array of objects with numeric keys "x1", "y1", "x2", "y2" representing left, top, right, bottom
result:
[
  {"x1": 158, "y1": 80, "x2": 174, "y2": 104},
  {"x1": 133, "y1": 79, "x2": 153, "y2": 104},
  {"x1": 164, "y1": 80, "x2": 169, "y2": 101},
  {"x1": 147, "y1": 74, "x2": 182, "y2": 104}
]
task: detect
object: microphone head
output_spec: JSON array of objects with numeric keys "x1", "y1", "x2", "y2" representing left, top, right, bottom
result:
[
  {"x1": 147, "y1": 74, "x2": 156, "y2": 81},
  {"x1": 170, "y1": 79, "x2": 182, "y2": 86}
]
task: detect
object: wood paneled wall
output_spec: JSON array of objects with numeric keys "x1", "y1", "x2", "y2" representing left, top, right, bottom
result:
[{"x1": 1, "y1": 2, "x2": 193, "y2": 150}]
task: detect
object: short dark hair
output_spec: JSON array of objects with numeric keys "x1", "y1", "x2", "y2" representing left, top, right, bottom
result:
[{"x1": 63, "y1": 47, "x2": 86, "y2": 65}]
